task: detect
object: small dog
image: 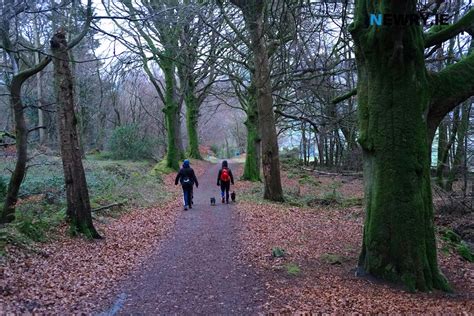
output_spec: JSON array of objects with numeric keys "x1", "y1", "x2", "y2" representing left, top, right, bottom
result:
[
  {"x1": 210, "y1": 197, "x2": 216, "y2": 206},
  {"x1": 230, "y1": 191, "x2": 236, "y2": 202}
]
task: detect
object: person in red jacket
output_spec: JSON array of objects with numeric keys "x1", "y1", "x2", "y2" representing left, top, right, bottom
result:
[{"x1": 217, "y1": 160, "x2": 234, "y2": 204}]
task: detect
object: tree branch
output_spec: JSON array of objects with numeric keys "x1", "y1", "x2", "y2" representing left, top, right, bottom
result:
[
  {"x1": 428, "y1": 52, "x2": 474, "y2": 142},
  {"x1": 424, "y1": 9, "x2": 474, "y2": 48},
  {"x1": 28, "y1": 126, "x2": 46, "y2": 134},
  {"x1": 67, "y1": 0, "x2": 93, "y2": 49},
  {"x1": 0, "y1": 131, "x2": 16, "y2": 139},
  {"x1": 332, "y1": 88, "x2": 357, "y2": 104},
  {"x1": 0, "y1": 143, "x2": 16, "y2": 147},
  {"x1": 13, "y1": 56, "x2": 51, "y2": 85},
  {"x1": 274, "y1": 109, "x2": 319, "y2": 133}
]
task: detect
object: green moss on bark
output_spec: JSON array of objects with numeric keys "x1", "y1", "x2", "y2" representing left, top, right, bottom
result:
[
  {"x1": 242, "y1": 86, "x2": 261, "y2": 181},
  {"x1": 352, "y1": 0, "x2": 451, "y2": 292},
  {"x1": 185, "y1": 86, "x2": 202, "y2": 160},
  {"x1": 162, "y1": 54, "x2": 180, "y2": 171},
  {"x1": 242, "y1": 114, "x2": 261, "y2": 181}
]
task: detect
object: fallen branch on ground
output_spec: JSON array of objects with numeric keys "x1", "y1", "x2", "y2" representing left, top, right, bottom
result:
[
  {"x1": 302, "y1": 167, "x2": 363, "y2": 177},
  {"x1": 92, "y1": 202, "x2": 125, "y2": 212}
]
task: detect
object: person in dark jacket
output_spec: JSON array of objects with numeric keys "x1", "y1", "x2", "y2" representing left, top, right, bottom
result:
[
  {"x1": 175, "y1": 159, "x2": 198, "y2": 210},
  {"x1": 217, "y1": 160, "x2": 234, "y2": 204}
]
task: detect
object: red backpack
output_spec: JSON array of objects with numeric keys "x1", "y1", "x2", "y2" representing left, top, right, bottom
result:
[{"x1": 220, "y1": 168, "x2": 230, "y2": 182}]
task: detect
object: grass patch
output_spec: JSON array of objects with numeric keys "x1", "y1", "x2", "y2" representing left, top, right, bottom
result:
[
  {"x1": 440, "y1": 228, "x2": 474, "y2": 262},
  {"x1": 320, "y1": 253, "x2": 346, "y2": 265},
  {"x1": 0, "y1": 154, "x2": 170, "y2": 249},
  {"x1": 298, "y1": 174, "x2": 319, "y2": 186},
  {"x1": 285, "y1": 262, "x2": 301, "y2": 276},
  {"x1": 151, "y1": 159, "x2": 176, "y2": 175},
  {"x1": 341, "y1": 197, "x2": 364, "y2": 207},
  {"x1": 15, "y1": 206, "x2": 65, "y2": 242},
  {"x1": 457, "y1": 242, "x2": 474, "y2": 262}
]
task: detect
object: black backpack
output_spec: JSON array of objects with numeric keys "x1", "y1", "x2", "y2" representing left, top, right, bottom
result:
[
  {"x1": 182, "y1": 175, "x2": 192, "y2": 187},
  {"x1": 181, "y1": 168, "x2": 194, "y2": 188}
]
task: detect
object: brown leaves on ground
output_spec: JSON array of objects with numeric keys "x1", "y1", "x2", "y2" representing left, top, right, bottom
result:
[
  {"x1": 235, "y1": 170, "x2": 473, "y2": 314},
  {"x1": 0, "y1": 159, "x2": 209, "y2": 314}
]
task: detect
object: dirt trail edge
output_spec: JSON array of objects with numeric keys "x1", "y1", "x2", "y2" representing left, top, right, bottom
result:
[{"x1": 100, "y1": 163, "x2": 266, "y2": 315}]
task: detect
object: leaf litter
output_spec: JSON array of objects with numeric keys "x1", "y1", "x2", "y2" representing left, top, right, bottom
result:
[
  {"x1": 0, "y1": 160, "x2": 209, "y2": 314},
  {"x1": 235, "y1": 169, "x2": 473, "y2": 314}
]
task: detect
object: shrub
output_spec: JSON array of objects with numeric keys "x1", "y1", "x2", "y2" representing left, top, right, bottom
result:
[
  {"x1": 457, "y1": 242, "x2": 474, "y2": 262},
  {"x1": 14, "y1": 205, "x2": 66, "y2": 243},
  {"x1": 272, "y1": 247, "x2": 286, "y2": 258},
  {"x1": 210, "y1": 144, "x2": 219, "y2": 155},
  {"x1": 108, "y1": 124, "x2": 154, "y2": 160}
]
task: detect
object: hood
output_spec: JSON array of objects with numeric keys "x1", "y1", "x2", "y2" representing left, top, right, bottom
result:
[{"x1": 222, "y1": 160, "x2": 228, "y2": 168}]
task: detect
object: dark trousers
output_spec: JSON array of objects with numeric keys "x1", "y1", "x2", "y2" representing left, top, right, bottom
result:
[
  {"x1": 182, "y1": 186, "x2": 192, "y2": 206},
  {"x1": 220, "y1": 181, "x2": 230, "y2": 202}
]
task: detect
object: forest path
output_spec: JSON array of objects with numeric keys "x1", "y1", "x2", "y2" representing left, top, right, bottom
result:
[{"x1": 101, "y1": 162, "x2": 266, "y2": 315}]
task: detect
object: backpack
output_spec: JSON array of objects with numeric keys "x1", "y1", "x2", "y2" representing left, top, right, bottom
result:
[
  {"x1": 220, "y1": 168, "x2": 230, "y2": 182},
  {"x1": 181, "y1": 169, "x2": 193, "y2": 188}
]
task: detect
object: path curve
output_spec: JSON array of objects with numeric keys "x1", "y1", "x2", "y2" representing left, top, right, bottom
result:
[{"x1": 101, "y1": 163, "x2": 266, "y2": 315}]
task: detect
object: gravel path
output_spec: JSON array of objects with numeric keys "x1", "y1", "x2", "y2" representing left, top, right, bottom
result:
[{"x1": 102, "y1": 163, "x2": 266, "y2": 315}]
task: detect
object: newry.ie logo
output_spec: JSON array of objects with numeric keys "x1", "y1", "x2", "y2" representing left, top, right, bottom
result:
[{"x1": 370, "y1": 12, "x2": 449, "y2": 26}]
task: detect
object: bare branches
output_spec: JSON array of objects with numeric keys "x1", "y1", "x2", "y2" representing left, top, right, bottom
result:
[{"x1": 274, "y1": 109, "x2": 320, "y2": 133}]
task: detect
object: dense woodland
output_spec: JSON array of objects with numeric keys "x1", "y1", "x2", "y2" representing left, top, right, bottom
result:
[{"x1": 0, "y1": 0, "x2": 473, "y2": 304}]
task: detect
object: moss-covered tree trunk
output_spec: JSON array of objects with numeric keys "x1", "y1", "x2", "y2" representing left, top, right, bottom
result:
[
  {"x1": 351, "y1": 0, "x2": 450, "y2": 292},
  {"x1": 242, "y1": 86, "x2": 261, "y2": 181},
  {"x1": 162, "y1": 54, "x2": 182, "y2": 170},
  {"x1": 1, "y1": 77, "x2": 29, "y2": 223},
  {"x1": 184, "y1": 79, "x2": 202, "y2": 160},
  {"x1": 0, "y1": 16, "x2": 51, "y2": 223}
]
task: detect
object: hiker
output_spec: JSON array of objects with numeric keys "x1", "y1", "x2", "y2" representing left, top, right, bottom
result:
[
  {"x1": 175, "y1": 159, "x2": 198, "y2": 210},
  {"x1": 217, "y1": 160, "x2": 234, "y2": 204}
]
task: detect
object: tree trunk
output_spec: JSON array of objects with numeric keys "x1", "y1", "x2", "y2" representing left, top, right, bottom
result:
[
  {"x1": 312, "y1": 130, "x2": 319, "y2": 168},
  {"x1": 351, "y1": 0, "x2": 449, "y2": 292},
  {"x1": 324, "y1": 136, "x2": 329, "y2": 167},
  {"x1": 329, "y1": 135, "x2": 335, "y2": 167},
  {"x1": 1, "y1": 78, "x2": 28, "y2": 223},
  {"x1": 232, "y1": 0, "x2": 283, "y2": 201},
  {"x1": 184, "y1": 79, "x2": 202, "y2": 159},
  {"x1": 225, "y1": 137, "x2": 231, "y2": 158},
  {"x1": 436, "y1": 120, "x2": 447, "y2": 173},
  {"x1": 1, "y1": 48, "x2": 50, "y2": 223},
  {"x1": 34, "y1": 14, "x2": 45, "y2": 145},
  {"x1": 317, "y1": 131, "x2": 325, "y2": 166},
  {"x1": 436, "y1": 109, "x2": 459, "y2": 187},
  {"x1": 51, "y1": 30, "x2": 100, "y2": 239},
  {"x1": 251, "y1": 25, "x2": 283, "y2": 200},
  {"x1": 243, "y1": 87, "x2": 261, "y2": 181},
  {"x1": 445, "y1": 103, "x2": 470, "y2": 191},
  {"x1": 302, "y1": 122, "x2": 307, "y2": 165},
  {"x1": 162, "y1": 54, "x2": 181, "y2": 170}
]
